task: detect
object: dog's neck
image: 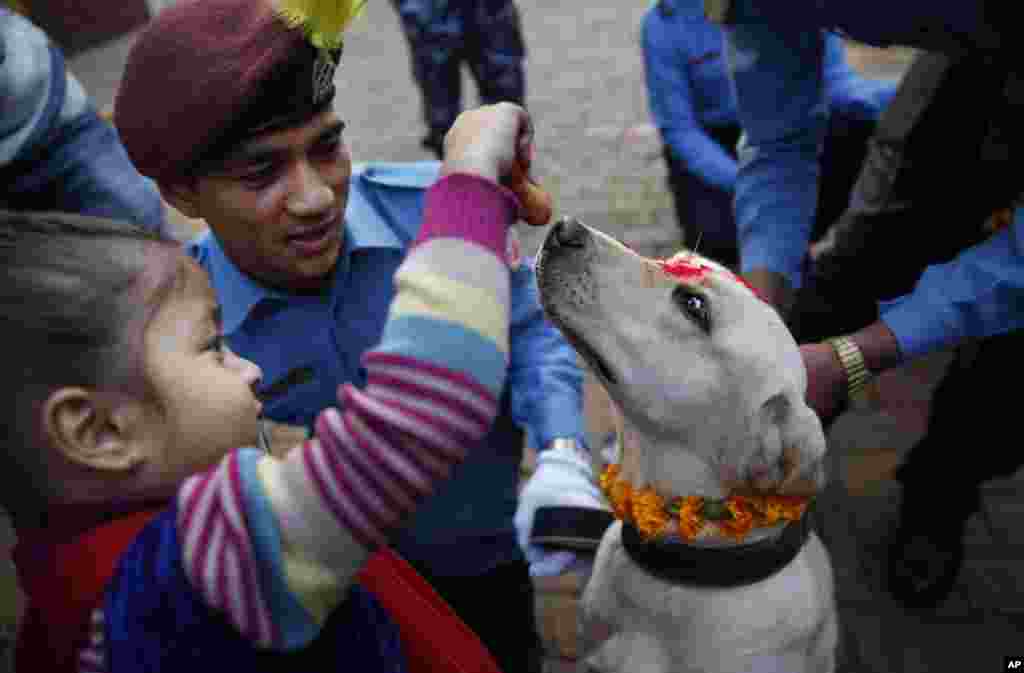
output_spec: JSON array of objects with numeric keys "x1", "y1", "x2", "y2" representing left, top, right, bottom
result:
[
  {"x1": 614, "y1": 418, "x2": 788, "y2": 549},
  {"x1": 615, "y1": 418, "x2": 728, "y2": 501}
]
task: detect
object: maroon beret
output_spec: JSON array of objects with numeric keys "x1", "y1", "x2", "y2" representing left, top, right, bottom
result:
[{"x1": 115, "y1": 0, "x2": 337, "y2": 185}]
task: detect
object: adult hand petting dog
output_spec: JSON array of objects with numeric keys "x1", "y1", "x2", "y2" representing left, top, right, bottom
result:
[
  {"x1": 800, "y1": 342, "x2": 848, "y2": 423},
  {"x1": 801, "y1": 321, "x2": 904, "y2": 424}
]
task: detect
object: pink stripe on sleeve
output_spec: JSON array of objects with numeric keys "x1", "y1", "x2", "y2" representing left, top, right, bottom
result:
[{"x1": 414, "y1": 173, "x2": 517, "y2": 260}]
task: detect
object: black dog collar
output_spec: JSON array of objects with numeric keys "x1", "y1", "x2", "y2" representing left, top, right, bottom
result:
[{"x1": 621, "y1": 509, "x2": 812, "y2": 588}]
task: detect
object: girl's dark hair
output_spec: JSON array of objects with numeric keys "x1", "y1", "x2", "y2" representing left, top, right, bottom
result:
[{"x1": 0, "y1": 210, "x2": 177, "y2": 511}]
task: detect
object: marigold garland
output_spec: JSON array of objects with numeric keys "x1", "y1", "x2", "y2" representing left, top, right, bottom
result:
[{"x1": 599, "y1": 464, "x2": 809, "y2": 542}]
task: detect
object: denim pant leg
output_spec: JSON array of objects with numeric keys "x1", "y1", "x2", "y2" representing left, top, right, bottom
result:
[
  {"x1": 464, "y1": 0, "x2": 526, "y2": 106},
  {"x1": 391, "y1": 0, "x2": 465, "y2": 140}
]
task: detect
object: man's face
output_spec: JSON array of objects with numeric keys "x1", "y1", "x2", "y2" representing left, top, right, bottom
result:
[{"x1": 188, "y1": 109, "x2": 352, "y2": 291}]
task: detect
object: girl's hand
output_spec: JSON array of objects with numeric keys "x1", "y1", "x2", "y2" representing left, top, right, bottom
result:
[{"x1": 440, "y1": 103, "x2": 552, "y2": 226}]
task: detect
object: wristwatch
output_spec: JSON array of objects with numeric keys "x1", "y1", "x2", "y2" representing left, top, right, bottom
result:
[
  {"x1": 545, "y1": 437, "x2": 590, "y2": 462},
  {"x1": 826, "y1": 336, "x2": 870, "y2": 401}
]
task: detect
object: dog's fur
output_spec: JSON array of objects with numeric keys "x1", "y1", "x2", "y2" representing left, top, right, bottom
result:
[{"x1": 535, "y1": 218, "x2": 836, "y2": 673}]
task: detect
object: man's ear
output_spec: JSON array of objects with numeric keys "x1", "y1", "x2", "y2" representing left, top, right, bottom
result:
[
  {"x1": 160, "y1": 180, "x2": 203, "y2": 219},
  {"x1": 43, "y1": 387, "x2": 152, "y2": 473}
]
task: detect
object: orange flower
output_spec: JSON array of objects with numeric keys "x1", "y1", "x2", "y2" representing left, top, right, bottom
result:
[
  {"x1": 719, "y1": 497, "x2": 755, "y2": 541},
  {"x1": 631, "y1": 487, "x2": 670, "y2": 539},
  {"x1": 599, "y1": 464, "x2": 809, "y2": 543},
  {"x1": 675, "y1": 496, "x2": 705, "y2": 541}
]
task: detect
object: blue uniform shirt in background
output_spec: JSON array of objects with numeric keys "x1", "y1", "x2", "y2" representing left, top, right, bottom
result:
[
  {"x1": 722, "y1": 17, "x2": 1024, "y2": 359},
  {"x1": 187, "y1": 161, "x2": 587, "y2": 577},
  {"x1": 642, "y1": 0, "x2": 895, "y2": 195}
]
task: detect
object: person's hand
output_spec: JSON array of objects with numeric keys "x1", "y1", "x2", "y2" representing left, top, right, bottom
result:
[
  {"x1": 440, "y1": 102, "x2": 532, "y2": 185},
  {"x1": 439, "y1": 103, "x2": 552, "y2": 226},
  {"x1": 800, "y1": 341, "x2": 847, "y2": 423},
  {"x1": 514, "y1": 441, "x2": 610, "y2": 577}
]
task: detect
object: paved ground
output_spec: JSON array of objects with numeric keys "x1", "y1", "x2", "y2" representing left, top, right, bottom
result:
[{"x1": 2, "y1": 2, "x2": 1021, "y2": 671}]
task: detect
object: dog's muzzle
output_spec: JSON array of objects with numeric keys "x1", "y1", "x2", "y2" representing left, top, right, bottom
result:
[
  {"x1": 537, "y1": 216, "x2": 589, "y2": 274},
  {"x1": 549, "y1": 216, "x2": 588, "y2": 249},
  {"x1": 621, "y1": 513, "x2": 812, "y2": 588}
]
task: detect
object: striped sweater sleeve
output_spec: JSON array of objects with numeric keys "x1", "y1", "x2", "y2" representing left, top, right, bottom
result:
[{"x1": 175, "y1": 174, "x2": 519, "y2": 650}]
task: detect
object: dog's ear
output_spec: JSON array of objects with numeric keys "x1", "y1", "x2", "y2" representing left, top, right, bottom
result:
[{"x1": 748, "y1": 393, "x2": 826, "y2": 497}]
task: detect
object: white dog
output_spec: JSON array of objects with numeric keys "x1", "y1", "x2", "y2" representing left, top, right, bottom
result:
[{"x1": 534, "y1": 217, "x2": 837, "y2": 673}]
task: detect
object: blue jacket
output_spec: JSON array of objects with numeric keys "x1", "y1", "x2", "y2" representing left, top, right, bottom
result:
[
  {"x1": 188, "y1": 161, "x2": 587, "y2": 577},
  {"x1": 0, "y1": 9, "x2": 166, "y2": 232},
  {"x1": 722, "y1": 17, "x2": 1024, "y2": 358},
  {"x1": 642, "y1": 0, "x2": 895, "y2": 193}
]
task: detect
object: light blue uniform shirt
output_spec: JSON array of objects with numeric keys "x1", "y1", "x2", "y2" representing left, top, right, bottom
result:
[
  {"x1": 723, "y1": 20, "x2": 1024, "y2": 358},
  {"x1": 187, "y1": 161, "x2": 587, "y2": 576},
  {"x1": 642, "y1": 0, "x2": 895, "y2": 193}
]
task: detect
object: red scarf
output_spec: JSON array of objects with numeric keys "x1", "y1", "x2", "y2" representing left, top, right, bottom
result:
[{"x1": 11, "y1": 507, "x2": 502, "y2": 673}]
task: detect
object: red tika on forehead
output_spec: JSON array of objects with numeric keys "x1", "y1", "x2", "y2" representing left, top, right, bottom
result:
[
  {"x1": 656, "y1": 255, "x2": 709, "y2": 281},
  {"x1": 655, "y1": 254, "x2": 769, "y2": 304}
]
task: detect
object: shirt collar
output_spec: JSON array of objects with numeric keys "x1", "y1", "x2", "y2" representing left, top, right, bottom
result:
[
  {"x1": 344, "y1": 177, "x2": 404, "y2": 250},
  {"x1": 191, "y1": 161, "x2": 435, "y2": 334},
  {"x1": 191, "y1": 230, "x2": 289, "y2": 335},
  {"x1": 193, "y1": 203, "x2": 402, "y2": 335}
]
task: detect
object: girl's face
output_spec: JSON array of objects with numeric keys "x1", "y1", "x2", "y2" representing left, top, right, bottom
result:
[{"x1": 141, "y1": 253, "x2": 264, "y2": 490}]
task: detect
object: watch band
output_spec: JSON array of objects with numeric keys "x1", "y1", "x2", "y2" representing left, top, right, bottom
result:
[
  {"x1": 827, "y1": 336, "x2": 870, "y2": 401},
  {"x1": 546, "y1": 437, "x2": 591, "y2": 461}
]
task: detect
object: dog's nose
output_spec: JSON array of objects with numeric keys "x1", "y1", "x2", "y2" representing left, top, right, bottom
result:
[{"x1": 552, "y1": 216, "x2": 587, "y2": 248}]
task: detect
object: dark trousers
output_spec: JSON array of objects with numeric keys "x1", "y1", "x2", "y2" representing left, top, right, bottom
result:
[
  {"x1": 792, "y1": 52, "x2": 1024, "y2": 524},
  {"x1": 895, "y1": 329, "x2": 1024, "y2": 526},
  {"x1": 391, "y1": 0, "x2": 526, "y2": 151},
  {"x1": 664, "y1": 125, "x2": 743, "y2": 267},
  {"x1": 790, "y1": 51, "x2": 1022, "y2": 343},
  {"x1": 410, "y1": 559, "x2": 544, "y2": 673}
]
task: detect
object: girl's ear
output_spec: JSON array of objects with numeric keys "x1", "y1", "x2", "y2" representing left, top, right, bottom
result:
[
  {"x1": 43, "y1": 388, "x2": 153, "y2": 473},
  {"x1": 160, "y1": 181, "x2": 203, "y2": 220}
]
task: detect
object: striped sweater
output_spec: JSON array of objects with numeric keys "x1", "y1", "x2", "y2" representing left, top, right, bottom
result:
[{"x1": 104, "y1": 173, "x2": 517, "y2": 656}]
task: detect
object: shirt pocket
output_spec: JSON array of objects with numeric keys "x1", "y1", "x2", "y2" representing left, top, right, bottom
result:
[{"x1": 262, "y1": 362, "x2": 328, "y2": 429}]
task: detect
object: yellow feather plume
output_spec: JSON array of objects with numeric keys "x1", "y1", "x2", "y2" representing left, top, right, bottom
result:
[{"x1": 274, "y1": 0, "x2": 368, "y2": 50}]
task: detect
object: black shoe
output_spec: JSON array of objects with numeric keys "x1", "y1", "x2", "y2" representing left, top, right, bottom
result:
[{"x1": 886, "y1": 520, "x2": 966, "y2": 609}]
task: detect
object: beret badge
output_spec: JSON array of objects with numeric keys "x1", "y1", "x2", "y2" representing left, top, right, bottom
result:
[
  {"x1": 275, "y1": 0, "x2": 366, "y2": 103},
  {"x1": 312, "y1": 49, "x2": 338, "y2": 104}
]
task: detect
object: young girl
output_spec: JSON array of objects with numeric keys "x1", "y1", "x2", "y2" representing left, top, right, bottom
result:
[{"x1": 2, "y1": 104, "x2": 534, "y2": 673}]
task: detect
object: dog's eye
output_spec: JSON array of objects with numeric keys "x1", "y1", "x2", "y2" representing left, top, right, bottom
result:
[{"x1": 673, "y1": 286, "x2": 711, "y2": 332}]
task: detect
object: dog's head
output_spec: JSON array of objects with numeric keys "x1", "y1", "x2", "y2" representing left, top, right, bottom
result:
[{"x1": 536, "y1": 217, "x2": 825, "y2": 499}]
